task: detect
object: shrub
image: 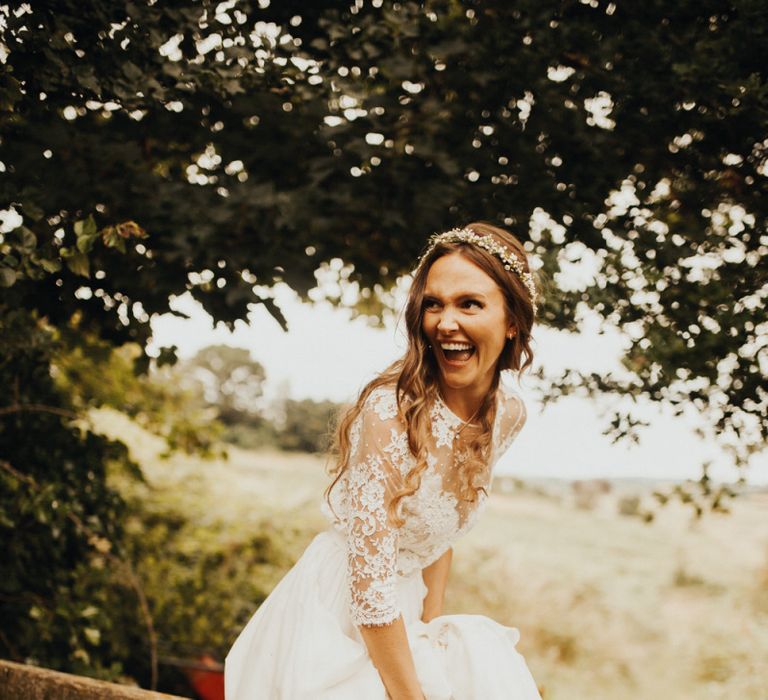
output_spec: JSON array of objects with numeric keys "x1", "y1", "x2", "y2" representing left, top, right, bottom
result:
[{"x1": 617, "y1": 495, "x2": 642, "y2": 517}]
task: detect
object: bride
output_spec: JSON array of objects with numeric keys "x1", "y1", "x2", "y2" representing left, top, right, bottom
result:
[{"x1": 225, "y1": 222, "x2": 542, "y2": 699}]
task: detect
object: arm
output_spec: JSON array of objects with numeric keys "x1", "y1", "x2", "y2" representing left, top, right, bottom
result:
[
  {"x1": 420, "y1": 547, "x2": 452, "y2": 623},
  {"x1": 345, "y1": 392, "x2": 424, "y2": 699},
  {"x1": 359, "y1": 618, "x2": 425, "y2": 700}
]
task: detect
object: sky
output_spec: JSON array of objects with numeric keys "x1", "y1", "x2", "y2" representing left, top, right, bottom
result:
[{"x1": 149, "y1": 286, "x2": 767, "y2": 486}]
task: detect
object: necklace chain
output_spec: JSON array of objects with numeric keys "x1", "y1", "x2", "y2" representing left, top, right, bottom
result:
[{"x1": 453, "y1": 405, "x2": 482, "y2": 440}]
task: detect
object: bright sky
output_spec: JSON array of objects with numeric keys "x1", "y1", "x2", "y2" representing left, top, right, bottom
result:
[{"x1": 150, "y1": 287, "x2": 767, "y2": 486}]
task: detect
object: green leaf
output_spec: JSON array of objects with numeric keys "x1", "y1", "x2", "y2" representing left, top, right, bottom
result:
[
  {"x1": 0, "y1": 267, "x2": 17, "y2": 286},
  {"x1": 162, "y1": 62, "x2": 183, "y2": 79},
  {"x1": 75, "y1": 216, "x2": 99, "y2": 253},
  {"x1": 65, "y1": 251, "x2": 90, "y2": 278},
  {"x1": 18, "y1": 226, "x2": 37, "y2": 253},
  {"x1": 132, "y1": 352, "x2": 151, "y2": 376},
  {"x1": 156, "y1": 345, "x2": 178, "y2": 367},
  {"x1": 102, "y1": 227, "x2": 119, "y2": 248},
  {"x1": 74, "y1": 216, "x2": 96, "y2": 238},
  {"x1": 39, "y1": 258, "x2": 63, "y2": 273},
  {"x1": 21, "y1": 201, "x2": 44, "y2": 222},
  {"x1": 84, "y1": 627, "x2": 101, "y2": 645},
  {"x1": 122, "y1": 62, "x2": 143, "y2": 81},
  {"x1": 101, "y1": 227, "x2": 127, "y2": 253}
]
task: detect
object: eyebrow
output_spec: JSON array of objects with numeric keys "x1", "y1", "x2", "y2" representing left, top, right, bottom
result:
[{"x1": 423, "y1": 291, "x2": 489, "y2": 302}]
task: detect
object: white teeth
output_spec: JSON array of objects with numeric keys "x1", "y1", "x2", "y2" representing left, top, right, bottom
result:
[{"x1": 441, "y1": 343, "x2": 473, "y2": 351}]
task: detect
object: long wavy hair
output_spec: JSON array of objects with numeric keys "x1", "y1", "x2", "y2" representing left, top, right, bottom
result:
[{"x1": 326, "y1": 222, "x2": 537, "y2": 527}]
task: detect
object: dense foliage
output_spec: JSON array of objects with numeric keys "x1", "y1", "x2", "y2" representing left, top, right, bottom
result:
[
  {"x1": 118, "y1": 494, "x2": 294, "y2": 693},
  {"x1": 0, "y1": 328, "x2": 319, "y2": 686},
  {"x1": 2, "y1": 0, "x2": 765, "y2": 464},
  {"x1": 1, "y1": 0, "x2": 766, "y2": 688},
  {"x1": 274, "y1": 397, "x2": 339, "y2": 453},
  {"x1": 0, "y1": 310, "x2": 136, "y2": 677}
]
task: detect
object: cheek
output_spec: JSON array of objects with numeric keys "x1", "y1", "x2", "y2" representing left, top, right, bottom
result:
[{"x1": 476, "y1": 321, "x2": 508, "y2": 356}]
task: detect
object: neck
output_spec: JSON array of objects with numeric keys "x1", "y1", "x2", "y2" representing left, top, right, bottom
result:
[{"x1": 438, "y1": 380, "x2": 492, "y2": 423}]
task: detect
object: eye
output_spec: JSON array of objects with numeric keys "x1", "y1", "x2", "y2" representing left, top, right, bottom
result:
[
  {"x1": 422, "y1": 297, "x2": 441, "y2": 310},
  {"x1": 462, "y1": 299, "x2": 484, "y2": 310}
]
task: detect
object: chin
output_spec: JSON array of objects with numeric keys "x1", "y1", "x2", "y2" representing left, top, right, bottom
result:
[
  {"x1": 438, "y1": 364, "x2": 497, "y2": 394},
  {"x1": 439, "y1": 371, "x2": 480, "y2": 392}
]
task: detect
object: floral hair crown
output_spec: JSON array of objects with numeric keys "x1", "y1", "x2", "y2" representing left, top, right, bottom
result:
[{"x1": 415, "y1": 227, "x2": 538, "y2": 314}]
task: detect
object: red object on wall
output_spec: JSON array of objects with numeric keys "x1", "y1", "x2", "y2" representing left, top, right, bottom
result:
[{"x1": 183, "y1": 655, "x2": 224, "y2": 700}]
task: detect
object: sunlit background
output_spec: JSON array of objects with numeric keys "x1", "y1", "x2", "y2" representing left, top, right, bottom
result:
[{"x1": 150, "y1": 285, "x2": 767, "y2": 486}]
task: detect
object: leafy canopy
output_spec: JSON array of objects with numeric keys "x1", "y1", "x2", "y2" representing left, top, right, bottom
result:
[{"x1": 1, "y1": 3, "x2": 766, "y2": 469}]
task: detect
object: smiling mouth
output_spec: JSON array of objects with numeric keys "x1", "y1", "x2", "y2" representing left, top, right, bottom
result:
[{"x1": 440, "y1": 342, "x2": 476, "y2": 363}]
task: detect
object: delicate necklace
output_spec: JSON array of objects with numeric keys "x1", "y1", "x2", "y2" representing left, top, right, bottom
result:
[{"x1": 453, "y1": 404, "x2": 482, "y2": 440}]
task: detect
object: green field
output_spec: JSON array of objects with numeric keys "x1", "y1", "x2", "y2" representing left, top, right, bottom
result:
[{"x1": 98, "y1": 409, "x2": 768, "y2": 699}]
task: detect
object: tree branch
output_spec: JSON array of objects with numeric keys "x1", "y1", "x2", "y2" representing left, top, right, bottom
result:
[{"x1": 0, "y1": 403, "x2": 81, "y2": 420}]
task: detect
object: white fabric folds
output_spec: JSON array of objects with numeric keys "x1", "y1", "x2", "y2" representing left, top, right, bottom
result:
[{"x1": 225, "y1": 530, "x2": 541, "y2": 700}]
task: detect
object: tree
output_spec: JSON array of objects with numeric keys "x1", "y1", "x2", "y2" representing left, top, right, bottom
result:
[
  {"x1": 0, "y1": 311, "x2": 229, "y2": 684},
  {"x1": 274, "y1": 397, "x2": 339, "y2": 453},
  {"x1": 0, "y1": 310, "x2": 140, "y2": 679},
  {"x1": 54, "y1": 333, "x2": 226, "y2": 457},
  {"x1": 184, "y1": 344, "x2": 266, "y2": 425},
  {"x1": 2, "y1": 1, "x2": 765, "y2": 476}
]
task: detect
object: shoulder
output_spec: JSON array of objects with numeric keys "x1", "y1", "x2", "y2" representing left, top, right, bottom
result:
[
  {"x1": 350, "y1": 384, "x2": 405, "y2": 448},
  {"x1": 498, "y1": 376, "x2": 525, "y2": 410},
  {"x1": 496, "y1": 377, "x2": 527, "y2": 439},
  {"x1": 348, "y1": 384, "x2": 410, "y2": 475},
  {"x1": 360, "y1": 384, "x2": 401, "y2": 423}
]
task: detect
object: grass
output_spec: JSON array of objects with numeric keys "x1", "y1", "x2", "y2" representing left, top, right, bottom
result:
[{"x1": 94, "y1": 408, "x2": 768, "y2": 700}]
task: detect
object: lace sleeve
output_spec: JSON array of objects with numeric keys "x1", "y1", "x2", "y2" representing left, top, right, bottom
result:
[
  {"x1": 494, "y1": 384, "x2": 527, "y2": 461},
  {"x1": 345, "y1": 389, "x2": 405, "y2": 627}
]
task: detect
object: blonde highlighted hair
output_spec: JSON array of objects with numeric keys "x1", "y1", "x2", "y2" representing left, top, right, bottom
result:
[{"x1": 326, "y1": 222, "x2": 536, "y2": 527}]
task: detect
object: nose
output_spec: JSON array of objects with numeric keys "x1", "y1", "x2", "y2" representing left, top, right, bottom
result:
[{"x1": 436, "y1": 307, "x2": 459, "y2": 333}]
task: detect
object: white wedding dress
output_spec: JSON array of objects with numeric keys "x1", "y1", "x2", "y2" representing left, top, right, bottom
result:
[{"x1": 225, "y1": 383, "x2": 541, "y2": 699}]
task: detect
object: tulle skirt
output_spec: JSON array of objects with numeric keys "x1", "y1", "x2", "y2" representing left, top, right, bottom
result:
[{"x1": 225, "y1": 529, "x2": 541, "y2": 699}]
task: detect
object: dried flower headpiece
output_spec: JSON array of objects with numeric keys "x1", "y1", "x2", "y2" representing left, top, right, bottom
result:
[{"x1": 415, "y1": 227, "x2": 538, "y2": 314}]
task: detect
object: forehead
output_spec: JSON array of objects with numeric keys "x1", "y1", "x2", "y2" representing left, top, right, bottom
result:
[{"x1": 423, "y1": 252, "x2": 501, "y2": 297}]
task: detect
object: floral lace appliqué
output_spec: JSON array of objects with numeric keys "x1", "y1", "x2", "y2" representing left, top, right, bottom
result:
[
  {"x1": 430, "y1": 396, "x2": 463, "y2": 448},
  {"x1": 370, "y1": 387, "x2": 399, "y2": 421},
  {"x1": 326, "y1": 384, "x2": 526, "y2": 627},
  {"x1": 345, "y1": 451, "x2": 400, "y2": 626}
]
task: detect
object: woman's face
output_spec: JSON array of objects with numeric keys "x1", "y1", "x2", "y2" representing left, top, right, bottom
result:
[{"x1": 421, "y1": 252, "x2": 513, "y2": 402}]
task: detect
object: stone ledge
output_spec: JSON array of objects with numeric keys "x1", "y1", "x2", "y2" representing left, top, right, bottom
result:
[{"x1": 0, "y1": 659, "x2": 190, "y2": 700}]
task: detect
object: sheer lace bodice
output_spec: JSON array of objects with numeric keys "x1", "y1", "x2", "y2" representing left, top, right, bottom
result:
[{"x1": 323, "y1": 382, "x2": 526, "y2": 627}]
